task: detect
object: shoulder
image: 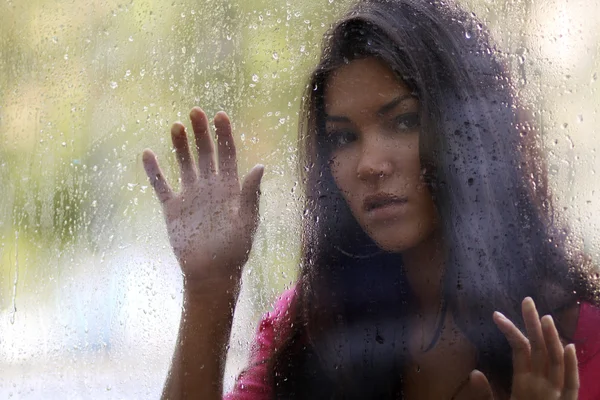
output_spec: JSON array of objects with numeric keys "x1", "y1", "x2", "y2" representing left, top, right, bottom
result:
[
  {"x1": 223, "y1": 286, "x2": 299, "y2": 400},
  {"x1": 572, "y1": 302, "x2": 600, "y2": 400},
  {"x1": 256, "y1": 286, "x2": 298, "y2": 346},
  {"x1": 574, "y1": 302, "x2": 600, "y2": 363}
]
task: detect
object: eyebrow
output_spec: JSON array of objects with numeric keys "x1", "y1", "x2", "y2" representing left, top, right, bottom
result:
[{"x1": 325, "y1": 93, "x2": 417, "y2": 123}]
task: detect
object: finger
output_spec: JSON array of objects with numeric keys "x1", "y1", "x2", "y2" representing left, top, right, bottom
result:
[
  {"x1": 493, "y1": 311, "x2": 531, "y2": 373},
  {"x1": 190, "y1": 107, "x2": 216, "y2": 177},
  {"x1": 541, "y1": 315, "x2": 564, "y2": 389},
  {"x1": 142, "y1": 149, "x2": 174, "y2": 204},
  {"x1": 562, "y1": 344, "x2": 579, "y2": 399},
  {"x1": 171, "y1": 122, "x2": 198, "y2": 187},
  {"x1": 214, "y1": 111, "x2": 238, "y2": 181},
  {"x1": 451, "y1": 370, "x2": 494, "y2": 400},
  {"x1": 240, "y1": 164, "x2": 264, "y2": 232},
  {"x1": 522, "y1": 297, "x2": 548, "y2": 376}
]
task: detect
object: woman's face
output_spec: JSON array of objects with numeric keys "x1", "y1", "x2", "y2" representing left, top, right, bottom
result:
[{"x1": 324, "y1": 57, "x2": 438, "y2": 253}]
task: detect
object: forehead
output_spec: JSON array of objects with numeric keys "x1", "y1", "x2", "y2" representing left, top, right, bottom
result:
[{"x1": 324, "y1": 57, "x2": 415, "y2": 115}]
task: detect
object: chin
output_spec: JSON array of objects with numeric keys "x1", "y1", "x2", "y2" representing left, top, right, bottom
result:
[
  {"x1": 369, "y1": 232, "x2": 419, "y2": 253},
  {"x1": 367, "y1": 224, "x2": 437, "y2": 254}
]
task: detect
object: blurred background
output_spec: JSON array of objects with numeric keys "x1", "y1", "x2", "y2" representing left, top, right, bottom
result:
[{"x1": 0, "y1": 0, "x2": 599, "y2": 398}]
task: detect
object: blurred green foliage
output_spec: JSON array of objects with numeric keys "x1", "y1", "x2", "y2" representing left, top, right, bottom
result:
[
  {"x1": 0, "y1": 0, "x2": 361, "y2": 315},
  {"x1": 0, "y1": 0, "x2": 599, "y2": 353}
]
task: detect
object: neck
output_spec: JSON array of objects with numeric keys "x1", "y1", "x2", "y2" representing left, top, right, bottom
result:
[{"x1": 402, "y1": 231, "x2": 445, "y2": 315}]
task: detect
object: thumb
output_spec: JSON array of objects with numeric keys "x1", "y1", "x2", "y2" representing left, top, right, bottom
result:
[
  {"x1": 240, "y1": 164, "x2": 264, "y2": 230},
  {"x1": 452, "y1": 370, "x2": 495, "y2": 400}
]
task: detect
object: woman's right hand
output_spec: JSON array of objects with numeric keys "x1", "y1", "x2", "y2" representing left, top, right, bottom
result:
[{"x1": 142, "y1": 107, "x2": 264, "y2": 288}]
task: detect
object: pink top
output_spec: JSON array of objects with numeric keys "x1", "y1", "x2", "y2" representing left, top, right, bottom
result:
[{"x1": 225, "y1": 289, "x2": 600, "y2": 399}]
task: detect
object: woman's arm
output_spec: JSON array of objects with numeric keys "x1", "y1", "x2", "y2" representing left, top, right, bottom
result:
[
  {"x1": 162, "y1": 280, "x2": 238, "y2": 400},
  {"x1": 142, "y1": 107, "x2": 264, "y2": 400}
]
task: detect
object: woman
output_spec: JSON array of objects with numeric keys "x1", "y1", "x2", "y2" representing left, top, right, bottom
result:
[{"x1": 142, "y1": 0, "x2": 600, "y2": 399}]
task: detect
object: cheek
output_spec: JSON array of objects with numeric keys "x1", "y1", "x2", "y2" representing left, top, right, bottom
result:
[
  {"x1": 415, "y1": 187, "x2": 439, "y2": 233},
  {"x1": 329, "y1": 155, "x2": 355, "y2": 195}
]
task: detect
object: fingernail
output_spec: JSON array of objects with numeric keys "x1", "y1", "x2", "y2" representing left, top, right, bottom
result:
[
  {"x1": 541, "y1": 314, "x2": 554, "y2": 324},
  {"x1": 523, "y1": 297, "x2": 535, "y2": 307},
  {"x1": 214, "y1": 111, "x2": 228, "y2": 123},
  {"x1": 494, "y1": 311, "x2": 507, "y2": 321}
]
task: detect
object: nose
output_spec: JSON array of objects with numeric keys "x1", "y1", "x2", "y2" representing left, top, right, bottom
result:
[{"x1": 356, "y1": 137, "x2": 393, "y2": 181}]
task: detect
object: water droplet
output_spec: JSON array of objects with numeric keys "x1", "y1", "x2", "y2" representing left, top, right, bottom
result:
[
  {"x1": 128, "y1": 36, "x2": 133, "y2": 42},
  {"x1": 110, "y1": 81, "x2": 118, "y2": 89},
  {"x1": 272, "y1": 52, "x2": 279, "y2": 60},
  {"x1": 140, "y1": 69, "x2": 146, "y2": 77},
  {"x1": 252, "y1": 74, "x2": 259, "y2": 82},
  {"x1": 465, "y1": 30, "x2": 472, "y2": 39},
  {"x1": 577, "y1": 114, "x2": 584, "y2": 123},
  {"x1": 561, "y1": 123, "x2": 568, "y2": 129}
]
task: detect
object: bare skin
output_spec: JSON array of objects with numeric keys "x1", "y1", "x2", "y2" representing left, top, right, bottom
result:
[{"x1": 143, "y1": 107, "x2": 263, "y2": 400}]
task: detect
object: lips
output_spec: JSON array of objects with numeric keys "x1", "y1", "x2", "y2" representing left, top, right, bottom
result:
[{"x1": 363, "y1": 193, "x2": 408, "y2": 212}]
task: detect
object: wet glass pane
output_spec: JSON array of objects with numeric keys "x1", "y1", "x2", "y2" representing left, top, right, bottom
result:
[{"x1": 0, "y1": 0, "x2": 599, "y2": 398}]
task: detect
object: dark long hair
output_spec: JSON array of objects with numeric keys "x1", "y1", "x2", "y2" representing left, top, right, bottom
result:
[{"x1": 267, "y1": 0, "x2": 599, "y2": 398}]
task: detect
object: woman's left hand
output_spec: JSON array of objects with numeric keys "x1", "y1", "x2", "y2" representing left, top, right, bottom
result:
[{"x1": 456, "y1": 297, "x2": 579, "y2": 399}]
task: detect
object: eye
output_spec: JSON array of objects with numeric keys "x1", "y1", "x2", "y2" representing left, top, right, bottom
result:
[
  {"x1": 392, "y1": 112, "x2": 420, "y2": 132},
  {"x1": 325, "y1": 129, "x2": 357, "y2": 149}
]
